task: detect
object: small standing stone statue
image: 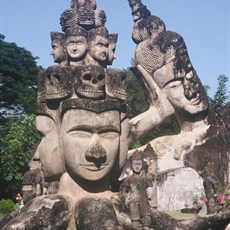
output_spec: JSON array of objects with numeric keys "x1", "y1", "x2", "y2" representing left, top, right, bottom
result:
[{"x1": 120, "y1": 150, "x2": 153, "y2": 230}]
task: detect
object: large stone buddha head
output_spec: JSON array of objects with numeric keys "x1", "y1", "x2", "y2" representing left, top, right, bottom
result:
[{"x1": 60, "y1": 99, "x2": 128, "y2": 182}]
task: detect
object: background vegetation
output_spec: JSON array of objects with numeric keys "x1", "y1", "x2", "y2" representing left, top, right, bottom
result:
[{"x1": 0, "y1": 34, "x2": 41, "y2": 199}]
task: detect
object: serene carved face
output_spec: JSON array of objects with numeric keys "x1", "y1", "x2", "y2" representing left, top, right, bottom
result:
[
  {"x1": 154, "y1": 60, "x2": 208, "y2": 114},
  {"x1": 51, "y1": 40, "x2": 66, "y2": 63},
  {"x1": 89, "y1": 35, "x2": 109, "y2": 63},
  {"x1": 66, "y1": 36, "x2": 87, "y2": 60},
  {"x1": 131, "y1": 159, "x2": 143, "y2": 173},
  {"x1": 61, "y1": 109, "x2": 120, "y2": 181},
  {"x1": 163, "y1": 78, "x2": 208, "y2": 114}
]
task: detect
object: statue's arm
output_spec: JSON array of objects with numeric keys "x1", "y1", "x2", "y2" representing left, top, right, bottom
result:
[{"x1": 128, "y1": 65, "x2": 175, "y2": 147}]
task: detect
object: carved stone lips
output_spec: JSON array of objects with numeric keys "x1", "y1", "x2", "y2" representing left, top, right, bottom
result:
[{"x1": 80, "y1": 164, "x2": 108, "y2": 171}]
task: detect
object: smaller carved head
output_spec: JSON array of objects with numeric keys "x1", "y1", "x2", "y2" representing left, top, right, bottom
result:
[
  {"x1": 88, "y1": 27, "x2": 109, "y2": 66},
  {"x1": 65, "y1": 25, "x2": 88, "y2": 63},
  {"x1": 75, "y1": 65, "x2": 106, "y2": 99},
  {"x1": 50, "y1": 32, "x2": 67, "y2": 65},
  {"x1": 130, "y1": 150, "x2": 143, "y2": 174}
]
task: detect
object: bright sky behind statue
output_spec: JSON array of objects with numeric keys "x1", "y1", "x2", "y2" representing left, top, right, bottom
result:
[{"x1": 0, "y1": 0, "x2": 229, "y2": 96}]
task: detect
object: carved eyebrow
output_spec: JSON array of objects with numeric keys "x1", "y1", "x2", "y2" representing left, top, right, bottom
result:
[
  {"x1": 68, "y1": 125, "x2": 120, "y2": 133},
  {"x1": 98, "y1": 125, "x2": 120, "y2": 134},
  {"x1": 163, "y1": 77, "x2": 184, "y2": 88}
]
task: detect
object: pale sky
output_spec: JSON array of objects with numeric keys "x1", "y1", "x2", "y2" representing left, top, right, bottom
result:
[{"x1": 0, "y1": 0, "x2": 229, "y2": 96}]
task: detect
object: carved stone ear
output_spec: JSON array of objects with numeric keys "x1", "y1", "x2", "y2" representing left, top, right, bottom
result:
[
  {"x1": 74, "y1": 65, "x2": 106, "y2": 99},
  {"x1": 45, "y1": 66, "x2": 73, "y2": 101}
]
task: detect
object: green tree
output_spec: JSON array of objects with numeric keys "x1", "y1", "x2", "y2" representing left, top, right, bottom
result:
[
  {"x1": 0, "y1": 35, "x2": 41, "y2": 199},
  {"x1": 0, "y1": 34, "x2": 41, "y2": 116},
  {"x1": 0, "y1": 114, "x2": 40, "y2": 199},
  {"x1": 211, "y1": 75, "x2": 230, "y2": 109},
  {"x1": 126, "y1": 68, "x2": 149, "y2": 119}
]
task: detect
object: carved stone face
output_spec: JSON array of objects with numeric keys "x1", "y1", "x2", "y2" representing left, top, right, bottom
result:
[
  {"x1": 131, "y1": 159, "x2": 143, "y2": 173},
  {"x1": 154, "y1": 60, "x2": 208, "y2": 115},
  {"x1": 51, "y1": 40, "x2": 66, "y2": 64},
  {"x1": 163, "y1": 77, "x2": 208, "y2": 114},
  {"x1": 89, "y1": 35, "x2": 109, "y2": 63},
  {"x1": 66, "y1": 36, "x2": 87, "y2": 60},
  {"x1": 75, "y1": 65, "x2": 105, "y2": 99},
  {"x1": 61, "y1": 109, "x2": 120, "y2": 181}
]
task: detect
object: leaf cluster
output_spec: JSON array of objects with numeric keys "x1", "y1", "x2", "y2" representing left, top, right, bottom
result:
[
  {"x1": 0, "y1": 34, "x2": 41, "y2": 115},
  {"x1": 210, "y1": 75, "x2": 230, "y2": 110},
  {"x1": 0, "y1": 199, "x2": 16, "y2": 214},
  {"x1": 0, "y1": 114, "x2": 40, "y2": 198},
  {"x1": 0, "y1": 35, "x2": 41, "y2": 199}
]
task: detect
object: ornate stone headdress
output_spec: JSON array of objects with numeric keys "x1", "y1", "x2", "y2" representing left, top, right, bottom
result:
[
  {"x1": 65, "y1": 24, "x2": 88, "y2": 37},
  {"x1": 50, "y1": 32, "x2": 65, "y2": 44},
  {"x1": 60, "y1": 0, "x2": 107, "y2": 33},
  {"x1": 88, "y1": 26, "x2": 108, "y2": 40}
]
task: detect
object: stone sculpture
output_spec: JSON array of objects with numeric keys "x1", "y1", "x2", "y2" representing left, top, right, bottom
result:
[
  {"x1": 5, "y1": 1, "x2": 230, "y2": 230},
  {"x1": 50, "y1": 32, "x2": 67, "y2": 66},
  {"x1": 120, "y1": 150, "x2": 153, "y2": 229},
  {"x1": 127, "y1": 0, "x2": 209, "y2": 170}
]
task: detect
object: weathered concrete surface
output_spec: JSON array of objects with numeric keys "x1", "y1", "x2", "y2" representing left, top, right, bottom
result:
[{"x1": 157, "y1": 167, "x2": 205, "y2": 212}]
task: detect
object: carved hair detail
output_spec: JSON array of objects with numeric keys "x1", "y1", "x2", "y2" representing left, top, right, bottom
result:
[
  {"x1": 108, "y1": 33, "x2": 118, "y2": 44},
  {"x1": 88, "y1": 26, "x2": 109, "y2": 40}
]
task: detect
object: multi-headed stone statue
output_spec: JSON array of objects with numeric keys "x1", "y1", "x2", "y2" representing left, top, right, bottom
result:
[{"x1": 2, "y1": 0, "x2": 211, "y2": 229}]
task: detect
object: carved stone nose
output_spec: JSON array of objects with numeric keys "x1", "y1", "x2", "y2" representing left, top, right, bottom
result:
[{"x1": 85, "y1": 142, "x2": 106, "y2": 165}]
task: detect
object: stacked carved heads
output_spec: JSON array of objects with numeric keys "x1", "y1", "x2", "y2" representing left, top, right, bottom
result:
[
  {"x1": 36, "y1": 0, "x2": 128, "y2": 190},
  {"x1": 52, "y1": 0, "x2": 117, "y2": 67}
]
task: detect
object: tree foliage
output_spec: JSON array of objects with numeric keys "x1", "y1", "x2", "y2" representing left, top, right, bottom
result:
[
  {"x1": 211, "y1": 75, "x2": 230, "y2": 109},
  {"x1": 0, "y1": 114, "x2": 40, "y2": 198},
  {"x1": 0, "y1": 34, "x2": 41, "y2": 116},
  {"x1": 126, "y1": 68, "x2": 149, "y2": 119},
  {"x1": 0, "y1": 35, "x2": 41, "y2": 199}
]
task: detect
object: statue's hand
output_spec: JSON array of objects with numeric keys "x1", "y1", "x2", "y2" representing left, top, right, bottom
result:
[
  {"x1": 130, "y1": 65, "x2": 174, "y2": 112},
  {"x1": 128, "y1": 65, "x2": 175, "y2": 145}
]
